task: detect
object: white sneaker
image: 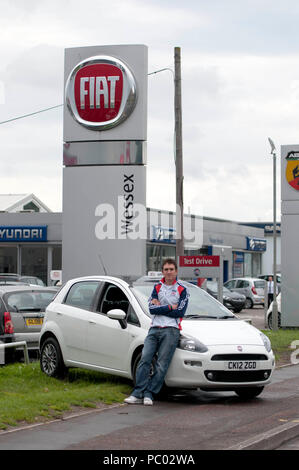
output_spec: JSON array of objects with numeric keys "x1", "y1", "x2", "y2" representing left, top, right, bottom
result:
[
  {"x1": 124, "y1": 395, "x2": 143, "y2": 404},
  {"x1": 143, "y1": 397, "x2": 153, "y2": 406}
]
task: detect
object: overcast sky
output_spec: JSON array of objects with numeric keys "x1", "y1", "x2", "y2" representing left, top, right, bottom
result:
[{"x1": 1, "y1": 0, "x2": 299, "y2": 222}]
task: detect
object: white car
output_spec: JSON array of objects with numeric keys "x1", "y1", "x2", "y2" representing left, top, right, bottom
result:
[{"x1": 39, "y1": 276, "x2": 275, "y2": 399}]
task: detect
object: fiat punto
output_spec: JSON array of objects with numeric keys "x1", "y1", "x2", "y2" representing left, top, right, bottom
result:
[{"x1": 39, "y1": 276, "x2": 275, "y2": 399}]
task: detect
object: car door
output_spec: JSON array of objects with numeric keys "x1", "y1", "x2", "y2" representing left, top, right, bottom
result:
[
  {"x1": 235, "y1": 280, "x2": 250, "y2": 297},
  {"x1": 86, "y1": 282, "x2": 140, "y2": 372},
  {"x1": 224, "y1": 280, "x2": 236, "y2": 291},
  {"x1": 54, "y1": 280, "x2": 101, "y2": 362}
]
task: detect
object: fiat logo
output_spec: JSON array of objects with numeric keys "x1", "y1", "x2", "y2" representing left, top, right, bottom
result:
[
  {"x1": 65, "y1": 55, "x2": 137, "y2": 130},
  {"x1": 237, "y1": 345, "x2": 243, "y2": 352}
]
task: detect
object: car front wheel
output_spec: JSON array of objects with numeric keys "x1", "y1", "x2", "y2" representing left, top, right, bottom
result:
[
  {"x1": 235, "y1": 386, "x2": 264, "y2": 399},
  {"x1": 244, "y1": 298, "x2": 253, "y2": 309},
  {"x1": 267, "y1": 312, "x2": 281, "y2": 330},
  {"x1": 40, "y1": 337, "x2": 67, "y2": 378}
]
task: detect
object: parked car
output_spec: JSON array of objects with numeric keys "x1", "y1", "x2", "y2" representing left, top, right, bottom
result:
[
  {"x1": 0, "y1": 273, "x2": 45, "y2": 286},
  {"x1": 224, "y1": 277, "x2": 265, "y2": 309},
  {"x1": 39, "y1": 275, "x2": 275, "y2": 399},
  {"x1": 0, "y1": 286, "x2": 57, "y2": 352},
  {"x1": 0, "y1": 306, "x2": 15, "y2": 364},
  {"x1": 206, "y1": 281, "x2": 246, "y2": 313},
  {"x1": 258, "y1": 274, "x2": 281, "y2": 293},
  {"x1": 267, "y1": 292, "x2": 281, "y2": 329},
  {"x1": 19, "y1": 276, "x2": 45, "y2": 286}
]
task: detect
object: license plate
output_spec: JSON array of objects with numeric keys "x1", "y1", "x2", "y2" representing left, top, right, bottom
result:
[
  {"x1": 225, "y1": 361, "x2": 257, "y2": 370},
  {"x1": 26, "y1": 318, "x2": 43, "y2": 326}
]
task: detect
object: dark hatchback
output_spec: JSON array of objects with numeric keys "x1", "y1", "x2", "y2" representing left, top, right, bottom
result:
[{"x1": 206, "y1": 281, "x2": 246, "y2": 313}]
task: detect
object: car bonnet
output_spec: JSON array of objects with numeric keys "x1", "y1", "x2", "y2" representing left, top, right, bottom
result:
[{"x1": 180, "y1": 319, "x2": 264, "y2": 347}]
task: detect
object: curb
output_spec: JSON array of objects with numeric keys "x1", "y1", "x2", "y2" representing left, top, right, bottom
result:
[
  {"x1": 228, "y1": 419, "x2": 299, "y2": 450},
  {"x1": 0, "y1": 403, "x2": 125, "y2": 436}
]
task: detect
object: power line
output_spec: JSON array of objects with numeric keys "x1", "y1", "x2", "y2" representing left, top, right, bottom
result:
[
  {"x1": 0, "y1": 104, "x2": 63, "y2": 125},
  {"x1": 0, "y1": 67, "x2": 173, "y2": 126}
]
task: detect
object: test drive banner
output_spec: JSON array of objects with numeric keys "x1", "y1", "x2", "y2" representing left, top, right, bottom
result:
[{"x1": 178, "y1": 255, "x2": 220, "y2": 279}]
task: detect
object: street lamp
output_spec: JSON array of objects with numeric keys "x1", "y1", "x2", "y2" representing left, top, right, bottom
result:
[{"x1": 268, "y1": 137, "x2": 279, "y2": 330}]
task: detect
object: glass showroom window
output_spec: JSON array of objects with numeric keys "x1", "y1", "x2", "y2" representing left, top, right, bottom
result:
[
  {"x1": 21, "y1": 246, "x2": 47, "y2": 284},
  {"x1": 0, "y1": 246, "x2": 17, "y2": 273}
]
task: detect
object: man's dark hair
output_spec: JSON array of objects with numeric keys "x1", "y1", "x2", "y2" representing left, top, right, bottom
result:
[{"x1": 162, "y1": 258, "x2": 177, "y2": 270}]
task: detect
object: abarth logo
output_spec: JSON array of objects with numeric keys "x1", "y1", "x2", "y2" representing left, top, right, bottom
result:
[
  {"x1": 285, "y1": 151, "x2": 299, "y2": 191},
  {"x1": 65, "y1": 55, "x2": 137, "y2": 131}
]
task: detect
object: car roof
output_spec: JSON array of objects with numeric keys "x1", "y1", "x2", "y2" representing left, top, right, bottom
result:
[
  {"x1": 225, "y1": 277, "x2": 265, "y2": 282},
  {"x1": 62, "y1": 275, "x2": 197, "y2": 289},
  {"x1": 0, "y1": 285, "x2": 56, "y2": 294}
]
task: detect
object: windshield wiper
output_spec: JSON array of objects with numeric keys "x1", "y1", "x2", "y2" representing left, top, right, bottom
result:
[
  {"x1": 185, "y1": 315, "x2": 218, "y2": 320},
  {"x1": 218, "y1": 315, "x2": 237, "y2": 320}
]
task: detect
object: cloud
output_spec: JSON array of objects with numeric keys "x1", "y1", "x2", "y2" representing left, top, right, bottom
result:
[{"x1": 0, "y1": 0, "x2": 297, "y2": 222}]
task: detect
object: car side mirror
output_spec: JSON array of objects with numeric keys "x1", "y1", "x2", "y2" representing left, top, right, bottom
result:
[{"x1": 107, "y1": 309, "x2": 127, "y2": 329}]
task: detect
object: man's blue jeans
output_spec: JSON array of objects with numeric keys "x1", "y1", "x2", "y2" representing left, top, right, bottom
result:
[{"x1": 132, "y1": 327, "x2": 180, "y2": 400}]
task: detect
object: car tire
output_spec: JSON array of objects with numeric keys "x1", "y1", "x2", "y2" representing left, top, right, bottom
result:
[
  {"x1": 244, "y1": 298, "x2": 253, "y2": 309},
  {"x1": 132, "y1": 351, "x2": 156, "y2": 386},
  {"x1": 234, "y1": 307, "x2": 243, "y2": 313},
  {"x1": 132, "y1": 351, "x2": 169, "y2": 398},
  {"x1": 267, "y1": 312, "x2": 281, "y2": 330},
  {"x1": 235, "y1": 386, "x2": 264, "y2": 399},
  {"x1": 40, "y1": 337, "x2": 67, "y2": 378}
]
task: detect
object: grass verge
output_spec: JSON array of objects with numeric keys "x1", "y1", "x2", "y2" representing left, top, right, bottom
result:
[
  {"x1": 262, "y1": 328, "x2": 299, "y2": 365},
  {"x1": 1, "y1": 330, "x2": 299, "y2": 430},
  {"x1": 0, "y1": 362, "x2": 131, "y2": 430}
]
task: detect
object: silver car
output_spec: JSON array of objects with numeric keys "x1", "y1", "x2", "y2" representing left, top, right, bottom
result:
[
  {"x1": 0, "y1": 286, "x2": 57, "y2": 352},
  {"x1": 224, "y1": 278, "x2": 265, "y2": 309}
]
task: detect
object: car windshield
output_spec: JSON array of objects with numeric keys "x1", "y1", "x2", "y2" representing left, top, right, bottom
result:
[
  {"x1": 4, "y1": 290, "x2": 56, "y2": 312},
  {"x1": 206, "y1": 282, "x2": 231, "y2": 294},
  {"x1": 131, "y1": 282, "x2": 235, "y2": 319}
]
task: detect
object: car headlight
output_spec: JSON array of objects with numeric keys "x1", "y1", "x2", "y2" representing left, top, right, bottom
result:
[
  {"x1": 179, "y1": 335, "x2": 208, "y2": 353},
  {"x1": 223, "y1": 296, "x2": 230, "y2": 301},
  {"x1": 260, "y1": 332, "x2": 272, "y2": 352}
]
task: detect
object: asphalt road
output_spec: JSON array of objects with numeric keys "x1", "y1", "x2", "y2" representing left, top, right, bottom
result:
[
  {"x1": 0, "y1": 305, "x2": 296, "y2": 452},
  {"x1": 0, "y1": 359, "x2": 299, "y2": 450},
  {"x1": 236, "y1": 304, "x2": 268, "y2": 330}
]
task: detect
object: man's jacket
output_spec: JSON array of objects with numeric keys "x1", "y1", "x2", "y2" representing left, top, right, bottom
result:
[{"x1": 148, "y1": 277, "x2": 189, "y2": 329}]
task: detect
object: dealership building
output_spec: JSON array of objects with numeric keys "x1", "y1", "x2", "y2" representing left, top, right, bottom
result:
[{"x1": 0, "y1": 194, "x2": 270, "y2": 285}]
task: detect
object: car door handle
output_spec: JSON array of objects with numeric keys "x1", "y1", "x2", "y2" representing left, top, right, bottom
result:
[
  {"x1": 89, "y1": 320, "x2": 96, "y2": 325},
  {"x1": 56, "y1": 312, "x2": 63, "y2": 316}
]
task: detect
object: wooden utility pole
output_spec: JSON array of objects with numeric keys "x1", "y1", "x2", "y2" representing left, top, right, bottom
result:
[{"x1": 174, "y1": 47, "x2": 184, "y2": 258}]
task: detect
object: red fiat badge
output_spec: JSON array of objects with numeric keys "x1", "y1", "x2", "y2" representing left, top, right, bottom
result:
[{"x1": 65, "y1": 55, "x2": 137, "y2": 131}]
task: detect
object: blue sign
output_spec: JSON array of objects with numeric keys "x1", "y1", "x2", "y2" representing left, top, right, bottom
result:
[
  {"x1": 0, "y1": 226, "x2": 47, "y2": 242},
  {"x1": 233, "y1": 251, "x2": 244, "y2": 263},
  {"x1": 151, "y1": 226, "x2": 176, "y2": 244},
  {"x1": 246, "y1": 236, "x2": 266, "y2": 252}
]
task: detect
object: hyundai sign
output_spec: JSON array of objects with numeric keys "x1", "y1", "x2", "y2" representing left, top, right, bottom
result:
[{"x1": 0, "y1": 226, "x2": 47, "y2": 242}]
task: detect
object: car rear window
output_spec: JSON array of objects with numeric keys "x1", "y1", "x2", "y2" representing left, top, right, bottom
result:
[
  {"x1": 254, "y1": 281, "x2": 265, "y2": 288},
  {"x1": 4, "y1": 290, "x2": 56, "y2": 312}
]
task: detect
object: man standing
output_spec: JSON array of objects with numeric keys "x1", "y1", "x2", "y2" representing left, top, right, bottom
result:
[
  {"x1": 267, "y1": 276, "x2": 278, "y2": 307},
  {"x1": 124, "y1": 258, "x2": 189, "y2": 406}
]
